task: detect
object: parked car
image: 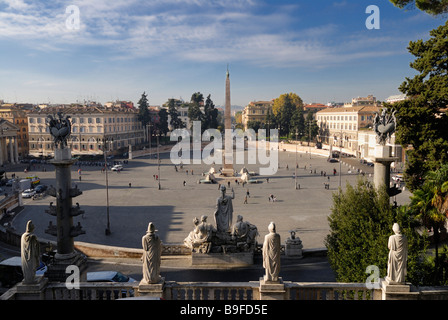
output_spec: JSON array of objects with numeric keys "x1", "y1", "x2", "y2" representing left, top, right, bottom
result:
[
  {"x1": 0, "y1": 256, "x2": 47, "y2": 288},
  {"x1": 21, "y1": 189, "x2": 36, "y2": 198},
  {"x1": 328, "y1": 158, "x2": 338, "y2": 163},
  {"x1": 87, "y1": 271, "x2": 136, "y2": 283},
  {"x1": 392, "y1": 174, "x2": 404, "y2": 183},
  {"x1": 34, "y1": 185, "x2": 48, "y2": 194},
  {"x1": 111, "y1": 165, "x2": 123, "y2": 171}
]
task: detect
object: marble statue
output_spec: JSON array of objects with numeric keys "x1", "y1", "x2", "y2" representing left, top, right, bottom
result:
[
  {"x1": 141, "y1": 222, "x2": 162, "y2": 284},
  {"x1": 214, "y1": 185, "x2": 235, "y2": 233},
  {"x1": 231, "y1": 215, "x2": 258, "y2": 247},
  {"x1": 386, "y1": 223, "x2": 408, "y2": 284},
  {"x1": 184, "y1": 217, "x2": 200, "y2": 250},
  {"x1": 21, "y1": 220, "x2": 40, "y2": 284},
  {"x1": 262, "y1": 222, "x2": 281, "y2": 282}
]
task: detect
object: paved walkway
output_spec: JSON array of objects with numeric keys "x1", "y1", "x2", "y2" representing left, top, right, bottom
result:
[{"x1": 10, "y1": 146, "x2": 411, "y2": 253}]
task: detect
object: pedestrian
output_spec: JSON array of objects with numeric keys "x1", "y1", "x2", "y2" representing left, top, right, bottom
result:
[
  {"x1": 183, "y1": 180, "x2": 186, "y2": 186},
  {"x1": 129, "y1": 182, "x2": 132, "y2": 188},
  {"x1": 246, "y1": 189, "x2": 250, "y2": 198},
  {"x1": 228, "y1": 181, "x2": 230, "y2": 188},
  {"x1": 79, "y1": 175, "x2": 81, "y2": 181},
  {"x1": 244, "y1": 195, "x2": 248, "y2": 204}
]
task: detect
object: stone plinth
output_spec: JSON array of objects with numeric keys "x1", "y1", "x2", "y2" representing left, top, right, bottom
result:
[
  {"x1": 259, "y1": 277, "x2": 286, "y2": 300},
  {"x1": 373, "y1": 145, "x2": 398, "y2": 195},
  {"x1": 191, "y1": 251, "x2": 253, "y2": 267},
  {"x1": 15, "y1": 276, "x2": 49, "y2": 300},
  {"x1": 138, "y1": 278, "x2": 165, "y2": 299},
  {"x1": 45, "y1": 251, "x2": 87, "y2": 282},
  {"x1": 380, "y1": 278, "x2": 412, "y2": 300},
  {"x1": 285, "y1": 237, "x2": 303, "y2": 258}
]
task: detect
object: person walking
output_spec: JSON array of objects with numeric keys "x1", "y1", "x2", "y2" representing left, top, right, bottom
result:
[
  {"x1": 246, "y1": 189, "x2": 250, "y2": 198},
  {"x1": 244, "y1": 195, "x2": 248, "y2": 204}
]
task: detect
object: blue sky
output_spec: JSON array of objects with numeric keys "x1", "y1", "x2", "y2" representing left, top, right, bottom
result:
[{"x1": 0, "y1": 0, "x2": 445, "y2": 107}]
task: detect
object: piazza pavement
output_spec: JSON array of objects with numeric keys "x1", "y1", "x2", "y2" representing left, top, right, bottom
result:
[{"x1": 10, "y1": 144, "x2": 411, "y2": 254}]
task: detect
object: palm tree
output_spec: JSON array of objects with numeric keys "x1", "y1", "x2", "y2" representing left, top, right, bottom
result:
[{"x1": 411, "y1": 164, "x2": 448, "y2": 283}]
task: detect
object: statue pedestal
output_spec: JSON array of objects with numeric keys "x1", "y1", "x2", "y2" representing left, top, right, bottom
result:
[
  {"x1": 373, "y1": 145, "x2": 398, "y2": 194},
  {"x1": 45, "y1": 251, "x2": 87, "y2": 282},
  {"x1": 191, "y1": 251, "x2": 254, "y2": 267},
  {"x1": 15, "y1": 275, "x2": 49, "y2": 300},
  {"x1": 285, "y1": 237, "x2": 303, "y2": 258},
  {"x1": 380, "y1": 278, "x2": 411, "y2": 300},
  {"x1": 259, "y1": 277, "x2": 286, "y2": 300},
  {"x1": 138, "y1": 278, "x2": 165, "y2": 299}
]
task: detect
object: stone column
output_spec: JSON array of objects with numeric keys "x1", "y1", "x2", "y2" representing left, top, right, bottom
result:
[
  {"x1": 373, "y1": 145, "x2": 397, "y2": 195},
  {"x1": 44, "y1": 148, "x2": 87, "y2": 282},
  {"x1": 0, "y1": 138, "x2": 3, "y2": 165},
  {"x1": 9, "y1": 137, "x2": 14, "y2": 164},
  {"x1": 14, "y1": 137, "x2": 19, "y2": 163}
]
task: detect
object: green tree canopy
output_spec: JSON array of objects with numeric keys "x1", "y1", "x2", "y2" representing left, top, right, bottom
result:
[
  {"x1": 325, "y1": 179, "x2": 428, "y2": 284},
  {"x1": 389, "y1": 0, "x2": 448, "y2": 15},
  {"x1": 388, "y1": 21, "x2": 448, "y2": 191},
  {"x1": 272, "y1": 93, "x2": 304, "y2": 137},
  {"x1": 137, "y1": 91, "x2": 151, "y2": 128}
]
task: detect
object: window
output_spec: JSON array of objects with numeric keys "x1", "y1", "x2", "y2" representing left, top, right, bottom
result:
[
  {"x1": 96, "y1": 118, "x2": 101, "y2": 123},
  {"x1": 88, "y1": 118, "x2": 93, "y2": 124},
  {"x1": 72, "y1": 118, "x2": 77, "y2": 124}
]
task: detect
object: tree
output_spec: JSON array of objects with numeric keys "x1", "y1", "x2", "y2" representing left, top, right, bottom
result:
[
  {"x1": 387, "y1": 21, "x2": 448, "y2": 191},
  {"x1": 137, "y1": 91, "x2": 151, "y2": 128},
  {"x1": 410, "y1": 164, "x2": 448, "y2": 283},
  {"x1": 272, "y1": 93, "x2": 304, "y2": 137},
  {"x1": 325, "y1": 179, "x2": 428, "y2": 284},
  {"x1": 204, "y1": 94, "x2": 219, "y2": 129},
  {"x1": 167, "y1": 99, "x2": 184, "y2": 129},
  {"x1": 389, "y1": 0, "x2": 448, "y2": 15},
  {"x1": 157, "y1": 108, "x2": 169, "y2": 138}
]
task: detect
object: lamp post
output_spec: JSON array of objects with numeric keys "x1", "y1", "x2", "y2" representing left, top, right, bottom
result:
[
  {"x1": 157, "y1": 130, "x2": 161, "y2": 190},
  {"x1": 295, "y1": 129, "x2": 298, "y2": 190},
  {"x1": 102, "y1": 137, "x2": 112, "y2": 235}
]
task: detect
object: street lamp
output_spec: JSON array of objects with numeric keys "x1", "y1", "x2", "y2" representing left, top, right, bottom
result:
[
  {"x1": 102, "y1": 137, "x2": 112, "y2": 235},
  {"x1": 157, "y1": 130, "x2": 161, "y2": 190},
  {"x1": 295, "y1": 129, "x2": 298, "y2": 190}
]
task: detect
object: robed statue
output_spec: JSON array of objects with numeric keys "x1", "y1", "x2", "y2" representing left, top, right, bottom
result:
[
  {"x1": 386, "y1": 223, "x2": 408, "y2": 284},
  {"x1": 214, "y1": 185, "x2": 235, "y2": 233},
  {"x1": 262, "y1": 222, "x2": 281, "y2": 282},
  {"x1": 141, "y1": 222, "x2": 162, "y2": 284},
  {"x1": 21, "y1": 220, "x2": 40, "y2": 284}
]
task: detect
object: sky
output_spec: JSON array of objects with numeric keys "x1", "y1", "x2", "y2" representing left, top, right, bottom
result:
[{"x1": 0, "y1": 0, "x2": 445, "y2": 108}]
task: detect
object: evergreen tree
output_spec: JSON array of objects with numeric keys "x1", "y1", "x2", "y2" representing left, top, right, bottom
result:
[
  {"x1": 388, "y1": 21, "x2": 448, "y2": 191},
  {"x1": 137, "y1": 91, "x2": 151, "y2": 128},
  {"x1": 167, "y1": 99, "x2": 184, "y2": 129},
  {"x1": 325, "y1": 179, "x2": 428, "y2": 284},
  {"x1": 157, "y1": 108, "x2": 169, "y2": 137}
]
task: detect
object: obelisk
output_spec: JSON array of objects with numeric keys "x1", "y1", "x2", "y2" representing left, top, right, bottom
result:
[{"x1": 222, "y1": 67, "x2": 234, "y2": 176}]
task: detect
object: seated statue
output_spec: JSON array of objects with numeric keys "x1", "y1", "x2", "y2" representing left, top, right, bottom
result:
[
  {"x1": 231, "y1": 215, "x2": 258, "y2": 250},
  {"x1": 184, "y1": 215, "x2": 216, "y2": 253}
]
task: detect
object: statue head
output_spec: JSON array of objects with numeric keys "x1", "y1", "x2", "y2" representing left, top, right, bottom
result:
[
  {"x1": 220, "y1": 185, "x2": 226, "y2": 193},
  {"x1": 392, "y1": 223, "x2": 401, "y2": 235},
  {"x1": 201, "y1": 215, "x2": 208, "y2": 222},
  {"x1": 237, "y1": 215, "x2": 243, "y2": 222},
  {"x1": 268, "y1": 221, "x2": 276, "y2": 233},
  {"x1": 26, "y1": 220, "x2": 35, "y2": 233},
  {"x1": 147, "y1": 222, "x2": 157, "y2": 234}
]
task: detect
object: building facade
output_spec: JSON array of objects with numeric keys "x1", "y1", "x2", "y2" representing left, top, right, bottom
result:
[
  {"x1": 241, "y1": 100, "x2": 274, "y2": 130},
  {"x1": 27, "y1": 106, "x2": 145, "y2": 157},
  {"x1": 316, "y1": 105, "x2": 381, "y2": 157},
  {"x1": 0, "y1": 104, "x2": 33, "y2": 159},
  {"x1": 0, "y1": 119, "x2": 19, "y2": 165}
]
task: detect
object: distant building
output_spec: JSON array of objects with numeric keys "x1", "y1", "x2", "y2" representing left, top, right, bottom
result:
[
  {"x1": 386, "y1": 94, "x2": 407, "y2": 104},
  {"x1": 344, "y1": 95, "x2": 380, "y2": 107},
  {"x1": 27, "y1": 105, "x2": 144, "y2": 157},
  {"x1": 0, "y1": 119, "x2": 19, "y2": 164},
  {"x1": 0, "y1": 104, "x2": 35, "y2": 159},
  {"x1": 316, "y1": 104, "x2": 381, "y2": 156},
  {"x1": 303, "y1": 103, "x2": 328, "y2": 113},
  {"x1": 241, "y1": 100, "x2": 274, "y2": 130}
]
